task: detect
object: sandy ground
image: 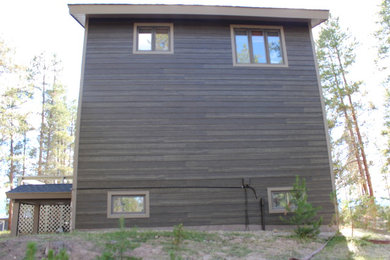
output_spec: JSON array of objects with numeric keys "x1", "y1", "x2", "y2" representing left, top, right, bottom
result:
[{"x1": 0, "y1": 228, "x2": 388, "y2": 259}]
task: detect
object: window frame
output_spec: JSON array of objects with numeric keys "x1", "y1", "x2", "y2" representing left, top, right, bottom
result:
[
  {"x1": 267, "y1": 187, "x2": 294, "y2": 214},
  {"x1": 133, "y1": 23, "x2": 174, "y2": 54},
  {"x1": 107, "y1": 190, "x2": 150, "y2": 218},
  {"x1": 230, "y1": 24, "x2": 288, "y2": 67}
]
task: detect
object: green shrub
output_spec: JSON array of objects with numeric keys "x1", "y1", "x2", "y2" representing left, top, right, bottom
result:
[
  {"x1": 24, "y1": 242, "x2": 69, "y2": 260},
  {"x1": 42, "y1": 249, "x2": 69, "y2": 260},
  {"x1": 24, "y1": 242, "x2": 37, "y2": 260},
  {"x1": 172, "y1": 223, "x2": 185, "y2": 248},
  {"x1": 96, "y1": 217, "x2": 141, "y2": 260},
  {"x1": 281, "y1": 176, "x2": 322, "y2": 239}
]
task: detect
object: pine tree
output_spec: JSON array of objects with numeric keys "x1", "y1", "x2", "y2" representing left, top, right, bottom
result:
[
  {"x1": 317, "y1": 16, "x2": 374, "y2": 198},
  {"x1": 0, "y1": 39, "x2": 33, "y2": 230},
  {"x1": 44, "y1": 83, "x2": 74, "y2": 176},
  {"x1": 28, "y1": 53, "x2": 75, "y2": 177},
  {"x1": 377, "y1": 0, "x2": 390, "y2": 200},
  {"x1": 281, "y1": 176, "x2": 322, "y2": 238}
]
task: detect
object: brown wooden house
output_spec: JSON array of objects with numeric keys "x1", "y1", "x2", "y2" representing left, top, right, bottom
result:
[{"x1": 69, "y1": 4, "x2": 335, "y2": 230}]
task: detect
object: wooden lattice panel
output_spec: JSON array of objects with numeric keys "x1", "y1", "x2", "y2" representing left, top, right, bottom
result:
[
  {"x1": 39, "y1": 204, "x2": 71, "y2": 233},
  {"x1": 18, "y1": 204, "x2": 34, "y2": 235}
]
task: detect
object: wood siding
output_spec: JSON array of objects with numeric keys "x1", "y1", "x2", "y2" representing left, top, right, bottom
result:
[{"x1": 75, "y1": 18, "x2": 334, "y2": 229}]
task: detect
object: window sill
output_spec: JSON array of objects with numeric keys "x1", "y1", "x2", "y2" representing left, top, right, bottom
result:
[
  {"x1": 233, "y1": 63, "x2": 288, "y2": 68},
  {"x1": 133, "y1": 50, "x2": 174, "y2": 55}
]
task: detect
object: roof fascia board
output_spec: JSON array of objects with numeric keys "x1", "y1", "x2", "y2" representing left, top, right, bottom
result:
[
  {"x1": 68, "y1": 4, "x2": 329, "y2": 28},
  {"x1": 6, "y1": 192, "x2": 71, "y2": 200}
]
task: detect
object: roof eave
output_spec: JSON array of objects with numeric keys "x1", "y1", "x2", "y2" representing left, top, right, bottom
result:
[
  {"x1": 68, "y1": 4, "x2": 329, "y2": 28},
  {"x1": 6, "y1": 191, "x2": 71, "y2": 200}
]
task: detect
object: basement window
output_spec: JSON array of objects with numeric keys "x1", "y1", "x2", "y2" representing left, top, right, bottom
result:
[
  {"x1": 267, "y1": 187, "x2": 295, "y2": 213},
  {"x1": 133, "y1": 23, "x2": 174, "y2": 54},
  {"x1": 230, "y1": 25, "x2": 288, "y2": 67},
  {"x1": 107, "y1": 191, "x2": 150, "y2": 218}
]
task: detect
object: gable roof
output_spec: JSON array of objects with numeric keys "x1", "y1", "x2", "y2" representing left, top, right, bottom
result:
[
  {"x1": 6, "y1": 184, "x2": 72, "y2": 200},
  {"x1": 68, "y1": 4, "x2": 329, "y2": 28},
  {"x1": 7, "y1": 184, "x2": 72, "y2": 193}
]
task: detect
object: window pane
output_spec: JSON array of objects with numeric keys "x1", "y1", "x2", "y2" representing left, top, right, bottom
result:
[
  {"x1": 155, "y1": 27, "x2": 169, "y2": 51},
  {"x1": 267, "y1": 32, "x2": 283, "y2": 64},
  {"x1": 112, "y1": 195, "x2": 145, "y2": 213},
  {"x1": 251, "y1": 31, "x2": 267, "y2": 64},
  {"x1": 235, "y1": 31, "x2": 250, "y2": 64},
  {"x1": 287, "y1": 192, "x2": 297, "y2": 209},
  {"x1": 138, "y1": 28, "x2": 152, "y2": 51},
  {"x1": 271, "y1": 191, "x2": 288, "y2": 209}
]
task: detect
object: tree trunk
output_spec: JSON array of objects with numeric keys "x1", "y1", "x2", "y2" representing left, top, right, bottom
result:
[
  {"x1": 328, "y1": 58, "x2": 368, "y2": 194},
  {"x1": 346, "y1": 94, "x2": 374, "y2": 197},
  {"x1": 8, "y1": 135, "x2": 14, "y2": 231},
  {"x1": 44, "y1": 125, "x2": 52, "y2": 175},
  {"x1": 22, "y1": 131, "x2": 27, "y2": 177},
  {"x1": 38, "y1": 74, "x2": 46, "y2": 176},
  {"x1": 335, "y1": 48, "x2": 374, "y2": 197}
]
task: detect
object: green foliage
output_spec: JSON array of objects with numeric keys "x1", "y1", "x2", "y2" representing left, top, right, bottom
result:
[
  {"x1": 168, "y1": 250, "x2": 183, "y2": 260},
  {"x1": 0, "y1": 38, "x2": 33, "y2": 189},
  {"x1": 376, "y1": 0, "x2": 390, "y2": 61},
  {"x1": 280, "y1": 176, "x2": 322, "y2": 239},
  {"x1": 317, "y1": 15, "x2": 374, "y2": 198},
  {"x1": 23, "y1": 242, "x2": 37, "y2": 260},
  {"x1": 172, "y1": 223, "x2": 185, "y2": 248},
  {"x1": 42, "y1": 249, "x2": 69, "y2": 260},
  {"x1": 28, "y1": 53, "x2": 76, "y2": 176},
  {"x1": 97, "y1": 218, "x2": 140, "y2": 260},
  {"x1": 339, "y1": 196, "x2": 388, "y2": 230},
  {"x1": 23, "y1": 242, "x2": 69, "y2": 260}
]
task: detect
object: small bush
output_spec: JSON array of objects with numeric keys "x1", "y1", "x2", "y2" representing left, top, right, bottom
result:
[
  {"x1": 42, "y1": 249, "x2": 69, "y2": 260},
  {"x1": 24, "y1": 242, "x2": 69, "y2": 260},
  {"x1": 281, "y1": 176, "x2": 322, "y2": 239},
  {"x1": 23, "y1": 242, "x2": 37, "y2": 260},
  {"x1": 97, "y1": 217, "x2": 141, "y2": 260},
  {"x1": 172, "y1": 223, "x2": 185, "y2": 248}
]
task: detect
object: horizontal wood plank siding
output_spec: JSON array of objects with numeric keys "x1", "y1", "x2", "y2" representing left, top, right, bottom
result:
[{"x1": 75, "y1": 18, "x2": 334, "y2": 229}]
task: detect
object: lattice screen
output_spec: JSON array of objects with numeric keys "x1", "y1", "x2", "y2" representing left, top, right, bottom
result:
[
  {"x1": 39, "y1": 204, "x2": 71, "y2": 233},
  {"x1": 18, "y1": 204, "x2": 34, "y2": 235}
]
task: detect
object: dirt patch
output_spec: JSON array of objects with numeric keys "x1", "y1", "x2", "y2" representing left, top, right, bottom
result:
[
  {"x1": 0, "y1": 235, "x2": 99, "y2": 260},
  {"x1": 0, "y1": 229, "x2": 342, "y2": 260},
  {"x1": 131, "y1": 244, "x2": 165, "y2": 260}
]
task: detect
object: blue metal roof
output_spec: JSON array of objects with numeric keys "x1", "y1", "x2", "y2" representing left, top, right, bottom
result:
[{"x1": 7, "y1": 184, "x2": 72, "y2": 193}]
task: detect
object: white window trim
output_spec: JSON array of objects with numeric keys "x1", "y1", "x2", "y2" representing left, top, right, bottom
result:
[
  {"x1": 133, "y1": 23, "x2": 174, "y2": 54},
  {"x1": 230, "y1": 24, "x2": 288, "y2": 67},
  {"x1": 267, "y1": 187, "x2": 294, "y2": 214},
  {"x1": 107, "y1": 190, "x2": 150, "y2": 218}
]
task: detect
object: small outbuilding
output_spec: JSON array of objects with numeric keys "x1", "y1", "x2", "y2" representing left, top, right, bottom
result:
[{"x1": 6, "y1": 184, "x2": 72, "y2": 236}]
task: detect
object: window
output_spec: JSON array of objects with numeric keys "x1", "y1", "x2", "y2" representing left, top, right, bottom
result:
[
  {"x1": 107, "y1": 191, "x2": 150, "y2": 218},
  {"x1": 267, "y1": 187, "x2": 295, "y2": 213},
  {"x1": 230, "y1": 25, "x2": 287, "y2": 66},
  {"x1": 133, "y1": 23, "x2": 174, "y2": 54}
]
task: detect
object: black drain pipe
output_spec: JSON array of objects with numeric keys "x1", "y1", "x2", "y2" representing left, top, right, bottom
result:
[{"x1": 260, "y1": 197, "x2": 265, "y2": 231}]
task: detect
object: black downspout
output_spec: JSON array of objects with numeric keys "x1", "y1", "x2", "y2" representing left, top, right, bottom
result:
[
  {"x1": 260, "y1": 197, "x2": 265, "y2": 231},
  {"x1": 241, "y1": 180, "x2": 265, "y2": 231},
  {"x1": 244, "y1": 186, "x2": 249, "y2": 231}
]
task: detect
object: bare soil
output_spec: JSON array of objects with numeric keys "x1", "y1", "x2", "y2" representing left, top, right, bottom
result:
[{"x1": 0, "y1": 227, "x2": 388, "y2": 260}]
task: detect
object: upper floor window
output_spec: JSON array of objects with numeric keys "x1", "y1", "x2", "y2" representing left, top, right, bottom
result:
[
  {"x1": 133, "y1": 23, "x2": 174, "y2": 54},
  {"x1": 230, "y1": 25, "x2": 287, "y2": 67}
]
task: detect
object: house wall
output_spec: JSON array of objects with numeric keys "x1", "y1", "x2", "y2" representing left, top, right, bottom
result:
[{"x1": 75, "y1": 18, "x2": 334, "y2": 229}]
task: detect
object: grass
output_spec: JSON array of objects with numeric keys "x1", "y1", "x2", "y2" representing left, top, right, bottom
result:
[
  {"x1": 1, "y1": 226, "x2": 389, "y2": 259},
  {"x1": 313, "y1": 228, "x2": 390, "y2": 260}
]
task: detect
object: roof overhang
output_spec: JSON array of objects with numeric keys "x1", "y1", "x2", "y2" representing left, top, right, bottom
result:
[
  {"x1": 6, "y1": 192, "x2": 71, "y2": 200},
  {"x1": 68, "y1": 4, "x2": 329, "y2": 28}
]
